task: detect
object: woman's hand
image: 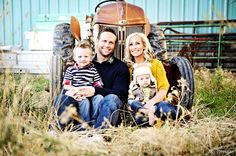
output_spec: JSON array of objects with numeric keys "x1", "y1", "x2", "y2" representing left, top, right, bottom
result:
[
  {"x1": 147, "y1": 106, "x2": 156, "y2": 126},
  {"x1": 144, "y1": 100, "x2": 156, "y2": 109},
  {"x1": 145, "y1": 89, "x2": 167, "y2": 109}
]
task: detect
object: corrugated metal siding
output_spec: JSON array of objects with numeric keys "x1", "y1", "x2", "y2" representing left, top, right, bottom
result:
[{"x1": 0, "y1": 0, "x2": 235, "y2": 49}]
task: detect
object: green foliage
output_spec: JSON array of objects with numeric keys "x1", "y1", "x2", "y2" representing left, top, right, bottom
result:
[
  {"x1": 194, "y1": 67, "x2": 236, "y2": 118},
  {"x1": 31, "y1": 75, "x2": 49, "y2": 92}
]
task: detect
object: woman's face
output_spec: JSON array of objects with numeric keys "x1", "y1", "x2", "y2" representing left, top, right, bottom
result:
[{"x1": 128, "y1": 35, "x2": 144, "y2": 58}]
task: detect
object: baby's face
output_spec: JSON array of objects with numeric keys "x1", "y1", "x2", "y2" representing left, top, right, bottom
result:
[
  {"x1": 74, "y1": 47, "x2": 92, "y2": 67},
  {"x1": 136, "y1": 74, "x2": 151, "y2": 87}
]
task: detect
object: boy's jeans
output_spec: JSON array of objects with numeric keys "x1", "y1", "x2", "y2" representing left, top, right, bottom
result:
[{"x1": 52, "y1": 94, "x2": 103, "y2": 130}]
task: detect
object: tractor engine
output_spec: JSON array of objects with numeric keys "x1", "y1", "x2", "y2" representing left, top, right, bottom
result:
[{"x1": 71, "y1": 0, "x2": 167, "y2": 61}]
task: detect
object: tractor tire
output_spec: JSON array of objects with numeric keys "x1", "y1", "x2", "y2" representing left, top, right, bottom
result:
[
  {"x1": 50, "y1": 23, "x2": 75, "y2": 99},
  {"x1": 148, "y1": 24, "x2": 168, "y2": 61},
  {"x1": 168, "y1": 56, "x2": 194, "y2": 110},
  {"x1": 53, "y1": 23, "x2": 75, "y2": 60},
  {"x1": 49, "y1": 55, "x2": 64, "y2": 99}
]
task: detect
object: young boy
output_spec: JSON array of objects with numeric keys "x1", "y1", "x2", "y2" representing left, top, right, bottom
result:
[
  {"x1": 55, "y1": 40, "x2": 103, "y2": 130},
  {"x1": 63, "y1": 40, "x2": 103, "y2": 99},
  {"x1": 128, "y1": 63, "x2": 157, "y2": 126}
]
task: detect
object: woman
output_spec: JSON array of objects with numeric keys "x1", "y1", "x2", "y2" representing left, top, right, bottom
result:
[{"x1": 124, "y1": 32, "x2": 184, "y2": 126}]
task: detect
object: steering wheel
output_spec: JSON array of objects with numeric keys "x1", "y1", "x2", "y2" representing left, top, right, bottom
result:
[{"x1": 95, "y1": 0, "x2": 117, "y2": 12}]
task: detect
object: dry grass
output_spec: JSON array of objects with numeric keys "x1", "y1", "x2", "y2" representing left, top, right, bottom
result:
[
  {"x1": 0, "y1": 68, "x2": 236, "y2": 156},
  {"x1": 0, "y1": 116, "x2": 235, "y2": 156}
]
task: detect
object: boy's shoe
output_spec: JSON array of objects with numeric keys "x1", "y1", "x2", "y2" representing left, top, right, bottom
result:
[
  {"x1": 71, "y1": 123, "x2": 90, "y2": 132},
  {"x1": 87, "y1": 134, "x2": 104, "y2": 142},
  {"x1": 59, "y1": 104, "x2": 78, "y2": 124}
]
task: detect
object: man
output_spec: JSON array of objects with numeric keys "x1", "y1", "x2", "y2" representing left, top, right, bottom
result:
[
  {"x1": 81, "y1": 27, "x2": 130, "y2": 128},
  {"x1": 52, "y1": 27, "x2": 130, "y2": 130}
]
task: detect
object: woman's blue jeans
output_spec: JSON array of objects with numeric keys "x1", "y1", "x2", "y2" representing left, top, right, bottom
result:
[
  {"x1": 129, "y1": 100, "x2": 183, "y2": 126},
  {"x1": 155, "y1": 101, "x2": 183, "y2": 120}
]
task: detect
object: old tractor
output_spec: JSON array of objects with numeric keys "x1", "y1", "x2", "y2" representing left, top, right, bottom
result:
[{"x1": 50, "y1": 0, "x2": 194, "y2": 112}]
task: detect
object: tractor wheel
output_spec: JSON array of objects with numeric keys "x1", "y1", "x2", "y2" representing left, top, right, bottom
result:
[
  {"x1": 50, "y1": 23, "x2": 75, "y2": 99},
  {"x1": 168, "y1": 56, "x2": 194, "y2": 110},
  {"x1": 53, "y1": 23, "x2": 75, "y2": 60}
]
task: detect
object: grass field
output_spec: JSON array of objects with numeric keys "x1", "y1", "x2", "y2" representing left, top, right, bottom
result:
[{"x1": 0, "y1": 68, "x2": 235, "y2": 156}]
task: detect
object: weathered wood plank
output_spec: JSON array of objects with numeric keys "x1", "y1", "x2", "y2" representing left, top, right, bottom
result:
[{"x1": 0, "y1": 50, "x2": 52, "y2": 74}]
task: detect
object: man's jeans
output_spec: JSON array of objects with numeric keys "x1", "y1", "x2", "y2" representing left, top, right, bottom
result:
[
  {"x1": 94, "y1": 94, "x2": 123, "y2": 129},
  {"x1": 52, "y1": 94, "x2": 103, "y2": 130}
]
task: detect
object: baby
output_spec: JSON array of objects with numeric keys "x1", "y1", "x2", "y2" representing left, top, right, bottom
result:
[{"x1": 128, "y1": 63, "x2": 157, "y2": 125}]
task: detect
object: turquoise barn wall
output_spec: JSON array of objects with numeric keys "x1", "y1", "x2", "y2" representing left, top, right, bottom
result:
[{"x1": 0, "y1": 0, "x2": 235, "y2": 49}]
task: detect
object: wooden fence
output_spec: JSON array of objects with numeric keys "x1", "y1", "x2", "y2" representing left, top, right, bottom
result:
[{"x1": 0, "y1": 50, "x2": 52, "y2": 74}]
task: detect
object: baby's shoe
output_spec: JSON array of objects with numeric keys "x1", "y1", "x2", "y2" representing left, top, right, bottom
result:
[{"x1": 154, "y1": 118, "x2": 164, "y2": 128}]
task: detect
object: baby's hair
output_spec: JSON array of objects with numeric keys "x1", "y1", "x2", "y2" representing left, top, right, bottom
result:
[{"x1": 73, "y1": 40, "x2": 93, "y2": 56}]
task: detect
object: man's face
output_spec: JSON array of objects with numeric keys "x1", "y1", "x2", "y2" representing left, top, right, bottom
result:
[
  {"x1": 97, "y1": 32, "x2": 117, "y2": 58},
  {"x1": 136, "y1": 74, "x2": 151, "y2": 87},
  {"x1": 73, "y1": 47, "x2": 92, "y2": 67}
]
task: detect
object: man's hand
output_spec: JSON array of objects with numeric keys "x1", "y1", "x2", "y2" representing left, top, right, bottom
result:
[
  {"x1": 65, "y1": 90, "x2": 85, "y2": 101},
  {"x1": 77, "y1": 86, "x2": 95, "y2": 97},
  {"x1": 65, "y1": 86, "x2": 95, "y2": 101}
]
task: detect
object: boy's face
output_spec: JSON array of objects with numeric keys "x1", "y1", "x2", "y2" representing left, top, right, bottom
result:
[
  {"x1": 74, "y1": 47, "x2": 92, "y2": 67},
  {"x1": 136, "y1": 74, "x2": 151, "y2": 87}
]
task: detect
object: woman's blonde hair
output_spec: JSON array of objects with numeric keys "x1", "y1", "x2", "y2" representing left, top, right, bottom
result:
[{"x1": 123, "y1": 32, "x2": 155, "y2": 67}]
